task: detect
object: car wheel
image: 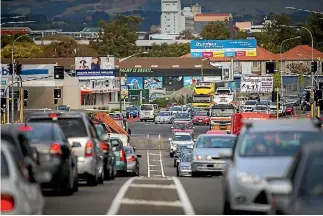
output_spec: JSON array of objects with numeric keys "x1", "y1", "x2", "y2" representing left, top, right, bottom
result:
[
  {"x1": 170, "y1": 152, "x2": 173, "y2": 157},
  {"x1": 72, "y1": 166, "x2": 78, "y2": 192},
  {"x1": 176, "y1": 168, "x2": 179, "y2": 177},
  {"x1": 223, "y1": 200, "x2": 235, "y2": 215},
  {"x1": 60, "y1": 166, "x2": 74, "y2": 195},
  {"x1": 192, "y1": 171, "x2": 200, "y2": 177},
  {"x1": 98, "y1": 169, "x2": 104, "y2": 184},
  {"x1": 104, "y1": 166, "x2": 111, "y2": 181},
  {"x1": 140, "y1": 119, "x2": 143, "y2": 122},
  {"x1": 86, "y1": 174, "x2": 98, "y2": 186},
  {"x1": 111, "y1": 167, "x2": 116, "y2": 180}
]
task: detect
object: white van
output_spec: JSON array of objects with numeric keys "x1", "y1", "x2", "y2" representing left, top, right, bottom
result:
[{"x1": 140, "y1": 104, "x2": 155, "y2": 122}]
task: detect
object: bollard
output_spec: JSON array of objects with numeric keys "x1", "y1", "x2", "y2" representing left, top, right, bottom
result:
[
  {"x1": 158, "y1": 134, "x2": 161, "y2": 140},
  {"x1": 147, "y1": 134, "x2": 150, "y2": 139}
]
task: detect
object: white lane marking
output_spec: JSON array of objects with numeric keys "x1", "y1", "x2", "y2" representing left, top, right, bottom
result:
[
  {"x1": 159, "y1": 151, "x2": 165, "y2": 177},
  {"x1": 149, "y1": 169, "x2": 162, "y2": 172},
  {"x1": 149, "y1": 153, "x2": 161, "y2": 156},
  {"x1": 130, "y1": 184, "x2": 176, "y2": 189},
  {"x1": 147, "y1": 150, "x2": 150, "y2": 177},
  {"x1": 106, "y1": 177, "x2": 136, "y2": 215},
  {"x1": 172, "y1": 177, "x2": 196, "y2": 215},
  {"x1": 149, "y1": 159, "x2": 161, "y2": 162},
  {"x1": 135, "y1": 177, "x2": 173, "y2": 181},
  {"x1": 149, "y1": 164, "x2": 161, "y2": 167},
  {"x1": 120, "y1": 198, "x2": 182, "y2": 207}
]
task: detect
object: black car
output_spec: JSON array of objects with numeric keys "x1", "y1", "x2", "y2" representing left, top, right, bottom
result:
[{"x1": 14, "y1": 123, "x2": 78, "y2": 195}]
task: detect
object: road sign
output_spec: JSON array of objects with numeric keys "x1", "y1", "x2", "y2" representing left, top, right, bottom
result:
[
  {"x1": 190, "y1": 39, "x2": 257, "y2": 58},
  {"x1": 240, "y1": 76, "x2": 273, "y2": 93}
]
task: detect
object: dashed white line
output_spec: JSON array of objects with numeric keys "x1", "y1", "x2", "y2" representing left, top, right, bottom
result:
[
  {"x1": 159, "y1": 151, "x2": 165, "y2": 177},
  {"x1": 106, "y1": 177, "x2": 136, "y2": 215},
  {"x1": 172, "y1": 177, "x2": 196, "y2": 215},
  {"x1": 130, "y1": 184, "x2": 177, "y2": 189},
  {"x1": 147, "y1": 150, "x2": 151, "y2": 177},
  {"x1": 120, "y1": 198, "x2": 182, "y2": 207}
]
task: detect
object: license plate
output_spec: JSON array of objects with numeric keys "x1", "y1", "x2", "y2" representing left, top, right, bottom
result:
[{"x1": 220, "y1": 126, "x2": 226, "y2": 130}]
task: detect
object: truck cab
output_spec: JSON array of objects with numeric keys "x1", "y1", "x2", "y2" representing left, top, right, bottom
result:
[
  {"x1": 192, "y1": 81, "x2": 215, "y2": 108},
  {"x1": 209, "y1": 104, "x2": 235, "y2": 133},
  {"x1": 231, "y1": 112, "x2": 272, "y2": 135}
]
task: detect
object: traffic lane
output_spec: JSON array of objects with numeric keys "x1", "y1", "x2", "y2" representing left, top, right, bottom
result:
[{"x1": 44, "y1": 149, "x2": 149, "y2": 215}]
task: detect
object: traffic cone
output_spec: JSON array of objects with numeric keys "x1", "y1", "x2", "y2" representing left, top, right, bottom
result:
[
  {"x1": 130, "y1": 115, "x2": 134, "y2": 122},
  {"x1": 307, "y1": 113, "x2": 311, "y2": 119}
]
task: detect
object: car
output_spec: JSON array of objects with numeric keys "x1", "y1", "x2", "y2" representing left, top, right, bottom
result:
[
  {"x1": 174, "y1": 145, "x2": 193, "y2": 167},
  {"x1": 266, "y1": 143, "x2": 323, "y2": 215},
  {"x1": 243, "y1": 100, "x2": 258, "y2": 112},
  {"x1": 155, "y1": 111, "x2": 174, "y2": 124},
  {"x1": 140, "y1": 104, "x2": 155, "y2": 122},
  {"x1": 16, "y1": 123, "x2": 78, "y2": 195},
  {"x1": 169, "y1": 106, "x2": 186, "y2": 114},
  {"x1": 171, "y1": 122, "x2": 194, "y2": 136},
  {"x1": 166, "y1": 103, "x2": 177, "y2": 111},
  {"x1": 126, "y1": 106, "x2": 140, "y2": 119},
  {"x1": 253, "y1": 105, "x2": 269, "y2": 114},
  {"x1": 108, "y1": 137, "x2": 128, "y2": 176},
  {"x1": 109, "y1": 112, "x2": 124, "y2": 120},
  {"x1": 285, "y1": 103, "x2": 295, "y2": 115},
  {"x1": 192, "y1": 110, "x2": 210, "y2": 125},
  {"x1": 222, "y1": 119, "x2": 323, "y2": 214},
  {"x1": 173, "y1": 112, "x2": 191, "y2": 123},
  {"x1": 206, "y1": 130, "x2": 227, "y2": 134},
  {"x1": 1, "y1": 141, "x2": 46, "y2": 214},
  {"x1": 285, "y1": 95, "x2": 301, "y2": 106},
  {"x1": 123, "y1": 146, "x2": 141, "y2": 176},
  {"x1": 26, "y1": 112, "x2": 105, "y2": 186},
  {"x1": 92, "y1": 119, "x2": 109, "y2": 137},
  {"x1": 191, "y1": 134, "x2": 236, "y2": 177},
  {"x1": 177, "y1": 152, "x2": 193, "y2": 177},
  {"x1": 257, "y1": 100, "x2": 271, "y2": 106},
  {"x1": 168, "y1": 132, "x2": 194, "y2": 157}
]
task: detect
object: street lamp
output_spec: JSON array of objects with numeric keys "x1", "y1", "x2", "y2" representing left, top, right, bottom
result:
[
  {"x1": 285, "y1": 6, "x2": 323, "y2": 15},
  {"x1": 10, "y1": 34, "x2": 29, "y2": 123},
  {"x1": 201, "y1": 58, "x2": 209, "y2": 81},
  {"x1": 119, "y1": 51, "x2": 148, "y2": 112}
]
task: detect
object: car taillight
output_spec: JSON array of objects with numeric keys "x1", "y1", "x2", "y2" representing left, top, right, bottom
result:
[
  {"x1": 18, "y1": 125, "x2": 33, "y2": 131},
  {"x1": 120, "y1": 149, "x2": 126, "y2": 162},
  {"x1": 85, "y1": 141, "x2": 93, "y2": 157},
  {"x1": 1, "y1": 194, "x2": 14, "y2": 212},
  {"x1": 100, "y1": 142, "x2": 109, "y2": 153},
  {"x1": 127, "y1": 156, "x2": 136, "y2": 162},
  {"x1": 49, "y1": 143, "x2": 62, "y2": 155}
]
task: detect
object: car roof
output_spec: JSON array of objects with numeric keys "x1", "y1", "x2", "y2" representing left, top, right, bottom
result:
[{"x1": 197, "y1": 134, "x2": 236, "y2": 138}]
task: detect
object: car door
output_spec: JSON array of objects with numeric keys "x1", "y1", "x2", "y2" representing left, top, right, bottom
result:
[
  {"x1": 108, "y1": 143, "x2": 116, "y2": 169},
  {"x1": 87, "y1": 119, "x2": 102, "y2": 173}
]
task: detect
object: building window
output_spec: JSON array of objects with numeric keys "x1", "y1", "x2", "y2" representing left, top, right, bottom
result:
[{"x1": 253, "y1": 61, "x2": 260, "y2": 67}]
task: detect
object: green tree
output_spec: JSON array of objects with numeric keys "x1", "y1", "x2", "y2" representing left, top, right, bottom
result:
[
  {"x1": 1, "y1": 34, "x2": 33, "y2": 49},
  {"x1": 302, "y1": 13, "x2": 323, "y2": 51},
  {"x1": 146, "y1": 43, "x2": 190, "y2": 57},
  {"x1": 177, "y1": 30, "x2": 196, "y2": 40},
  {"x1": 233, "y1": 31, "x2": 249, "y2": 39},
  {"x1": 91, "y1": 15, "x2": 143, "y2": 58},
  {"x1": 1, "y1": 42, "x2": 43, "y2": 58},
  {"x1": 200, "y1": 21, "x2": 230, "y2": 39}
]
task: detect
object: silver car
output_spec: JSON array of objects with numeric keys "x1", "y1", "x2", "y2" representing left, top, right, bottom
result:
[
  {"x1": 253, "y1": 105, "x2": 269, "y2": 114},
  {"x1": 191, "y1": 134, "x2": 236, "y2": 177},
  {"x1": 177, "y1": 152, "x2": 193, "y2": 177},
  {"x1": 243, "y1": 100, "x2": 258, "y2": 112},
  {"x1": 1, "y1": 141, "x2": 46, "y2": 214},
  {"x1": 124, "y1": 146, "x2": 141, "y2": 176},
  {"x1": 169, "y1": 133, "x2": 194, "y2": 157},
  {"x1": 222, "y1": 119, "x2": 323, "y2": 214},
  {"x1": 155, "y1": 111, "x2": 174, "y2": 124}
]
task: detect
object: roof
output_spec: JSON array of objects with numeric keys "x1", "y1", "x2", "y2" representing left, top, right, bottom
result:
[
  {"x1": 235, "y1": 22, "x2": 252, "y2": 29},
  {"x1": 194, "y1": 13, "x2": 232, "y2": 22},
  {"x1": 195, "y1": 13, "x2": 232, "y2": 17},
  {"x1": 180, "y1": 46, "x2": 278, "y2": 61},
  {"x1": 279, "y1": 45, "x2": 323, "y2": 61}
]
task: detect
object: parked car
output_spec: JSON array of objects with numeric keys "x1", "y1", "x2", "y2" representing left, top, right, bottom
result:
[
  {"x1": 26, "y1": 112, "x2": 105, "y2": 186},
  {"x1": 123, "y1": 146, "x2": 141, "y2": 176},
  {"x1": 108, "y1": 137, "x2": 127, "y2": 176}
]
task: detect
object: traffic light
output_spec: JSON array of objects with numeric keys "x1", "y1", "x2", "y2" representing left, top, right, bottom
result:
[
  {"x1": 1, "y1": 98, "x2": 6, "y2": 108},
  {"x1": 7, "y1": 63, "x2": 13, "y2": 75},
  {"x1": 24, "y1": 100, "x2": 27, "y2": 107},
  {"x1": 15, "y1": 62, "x2": 22, "y2": 75},
  {"x1": 311, "y1": 61, "x2": 318, "y2": 73},
  {"x1": 54, "y1": 88, "x2": 61, "y2": 99},
  {"x1": 54, "y1": 66, "x2": 64, "y2": 80},
  {"x1": 23, "y1": 89, "x2": 29, "y2": 100},
  {"x1": 266, "y1": 62, "x2": 275, "y2": 74}
]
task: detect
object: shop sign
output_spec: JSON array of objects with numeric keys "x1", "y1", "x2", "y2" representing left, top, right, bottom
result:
[{"x1": 120, "y1": 68, "x2": 153, "y2": 73}]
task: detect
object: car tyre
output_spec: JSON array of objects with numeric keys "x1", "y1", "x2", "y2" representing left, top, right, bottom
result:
[
  {"x1": 140, "y1": 119, "x2": 143, "y2": 122},
  {"x1": 192, "y1": 171, "x2": 200, "y2": 177},
  {"x1": 86, "y1": 174, "x2": 98, "y2": 186},
  {"x1": 170, "y1": 152, "x2": 173, "y2": 157},
  {"x1": 72, "y1": 166, "x2": 78, "y2": 192},
  {"x1": 176, "y1": 168, "x2": 179, "y2": 177},
  {"x1": 98, "y1": 169, "x2": 104, "y2": 184},
  {"x1": 60, "y1": 167, "x2": 74, "y2": 196},
  {"x1": 223, "y1": 200, "x2": 235, "y2": 215}
]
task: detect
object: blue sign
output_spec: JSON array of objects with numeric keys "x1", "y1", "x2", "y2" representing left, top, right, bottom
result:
[
  {"x1": 1, "y1": 66, "x2": 49, "y2": 76},
  {"x1": 190, "y1": 40, "x2": 257, "y2": 49},
  {"x1": 75, "y1": 69, "x2": 114, "y2": 77}
]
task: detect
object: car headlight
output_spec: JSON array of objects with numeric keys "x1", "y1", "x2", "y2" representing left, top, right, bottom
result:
[
  {"x1": 194, "y1": 155, "x2": 211, "y2": 160},
  {"x1": 237, "y1": 172, "x2": 265, "y2": 185}
]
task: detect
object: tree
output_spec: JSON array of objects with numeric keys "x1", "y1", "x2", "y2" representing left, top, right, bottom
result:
[
  {"x1": 303, "y1": 13, "x2": 323, "y2": 51},
  {"x1": 1, "y1": 42, "x2": 43, "y2": 58},
  {"x1": 91, "y1": 15, "x2": 143, "y2": 58},
  {"x1": 1, "y1": 34, "x2": 33, "y2": 49},
  {"x1": 200, "y1": 21, "x2": 230, "y2": 39},
  {"x1": 177, "y1": 30, "x2": 196, "y2": 40},
  {"x1": 233, "y1": 31, "x2": 249, "y2": 39},
  {"x1": 149, "y1": 25, "x2": 161, "y2": 34},
  {"x1": 146, "y1": 43, "x2": 190, "y2": 57}
]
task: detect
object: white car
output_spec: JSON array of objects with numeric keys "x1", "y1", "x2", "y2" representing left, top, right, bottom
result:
[
  {"x1": 168, "y1": 132, "x2": 194, "y2": 157},
  {"x1": 214, "y1": 87, "x2": 234, "y2": 105},
  {"x1": 1, "y1": 141, "x2": 46, "y2": 215},
  {"x1": 243, "y1": 100, "x2": 258, "y2": 112},
  {"x1": 155, "y1": 111, "x2": 174, "y2": 124}
]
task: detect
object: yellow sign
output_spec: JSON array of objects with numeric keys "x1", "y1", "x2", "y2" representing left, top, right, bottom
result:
[
  {"x1": 246, "y1": 49, "x2": 257, "y2": 57},
  {"x1": 213, "y1": 51, "x2": 225, "y2": 57}
]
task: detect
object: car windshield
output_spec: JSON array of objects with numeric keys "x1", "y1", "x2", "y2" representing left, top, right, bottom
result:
[
  {"x1": 181, "y1": 153, "x2": 193, "y2": 162},
  {"x1": 255, "y1": 106, "x2": 267, "y2": 110},
  {"x1": 195, "y1": 112, "x2": 208, "y2": 116},
  {"x1": 196, "y1": 136, "x2": 235, "y2": 148},
  {"x1": 94, "y1": 124, "x2": 106, "y2": 136},
  {"x1": 173, "y1": 135, "x2": 192, "y2": 141},
  {"x1": 19, "y1": 124, "x2": 60, "y2": 143},
  {"x1": 170, "y1": 106, "x2": 183, "y2": 111},
  {"x1": 245, "y1": 101, "x2": 257, "y2": 105},
  {"x1": 217, "y1": 89, "x2": 231, "y2": 94},
  {"x1": 258, "y1": 101, "x2": 269, "y2": 105},
  {"x1": 141, "y1": 105, "x2": 153, "y2": 111},
  {"x1": 239, "y1": 132, "x2": 323, "y2": 157},
  {"x1": 158, "y1": 112, "x2": 170, "y2": 116},
  {"x1": 210, "y1": 108, "x2": 234, "y2": 117},
  {"x1": 175, "y1": 113, "x2": 189, "y2": 118},
  {"x1": 300, "y1": 153, "x2": 323, "y2": 197},
  {"x1": 1, "y1": 152, "x2": 9, "y2": 177}
]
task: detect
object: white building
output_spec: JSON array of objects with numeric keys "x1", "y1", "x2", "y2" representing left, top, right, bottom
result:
[
  {"x1": 161, "y1": 0, "x2": 182, "y2": 34},
  {"x1": 250, "y1": 19, "x2": 272, "y2": 33},
  {"x1": 180, "y1": 7, "x2": 194, "y2": 32}
]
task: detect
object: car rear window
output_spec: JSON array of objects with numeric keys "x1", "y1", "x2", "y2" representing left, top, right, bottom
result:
[
  {"x1": 19, "y1": 124, "x2": 60, "y2": 143},
  {"x1": 28, "y1": 117, "x2": 87, "y2": 138},
  {"x1": 109, "y1": 138, "x2": 123, "y2": 151},
  {"x1": 94, "y1": 124, "x2": 106, "y2": 136},
  {"x1": 123, "y1": 146, "x2": 133, "y2": 154},
  {"x1": 1, "y1": 152, "x2": 9, "y2": 177}
]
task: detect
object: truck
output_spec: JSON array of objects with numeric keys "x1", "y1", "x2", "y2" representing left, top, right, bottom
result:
[
  {"x1": 209, "y1": 104, "x2": 235, "y2": 133},
  {"x1": 192, "y1": 81, "x2": 215, "y2": 108},
  {"x1": 231, "y1": 112, "x2": 273, "y2": 135}
]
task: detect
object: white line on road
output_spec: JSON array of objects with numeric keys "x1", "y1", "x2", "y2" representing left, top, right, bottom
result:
[
  {"x1": 147, "y1": 150, "x2": 150, "y2": 177},
  {"x1": 106, "y1": 177, "x2": 136, "y2": 215},
  {"x1": 149, "y1": 169, "x2": 162, "y2": 172},
  {"x1": 159, "y1": 151, "x2": 165, "y2": 178},
  {"x1": 135, "y1": 177, "x2": 173, "y2": 181},
  {"x1": 120, "y1": 198, "x2": 182, "y2": 207},
  {"x1": 147, "y1": 150, "x2": 165, "y2": 178},
  {"x1": 172, "y1": 177, "x2": 196, "y2": 215},
  {"x1": 130, "y1": 184, "x2": 176, "y2": 189}
]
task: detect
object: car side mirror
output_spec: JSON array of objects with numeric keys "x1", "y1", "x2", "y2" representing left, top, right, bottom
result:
[
  {"x1": 137, "y1": 154, "x2": 142, "y2": 158},
  {"x1": 266, "y1": 180, "x2": 292, "y2": 195},
  {"x1": 194, "y1": 138, "x2": 197, "y2": 142},
  {"x1": 34, "y1": 171, "x2": 52, "y2": 184}
]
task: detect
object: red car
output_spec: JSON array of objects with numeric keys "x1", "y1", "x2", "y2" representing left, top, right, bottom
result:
[
  {"x1": 285, "y1": 104, "x2": 295, "y2": 115},
  {"x1": 193, "y1": 111, "x2": 210, "y2": 125},
  {"x1": 171, "y1": 122, "x2": 194, "y2": 135}
]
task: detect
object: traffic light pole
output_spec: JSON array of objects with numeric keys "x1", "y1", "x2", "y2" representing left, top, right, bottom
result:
[{"x1": 11, "y1": 46, "x2": 15, "y2": 124}]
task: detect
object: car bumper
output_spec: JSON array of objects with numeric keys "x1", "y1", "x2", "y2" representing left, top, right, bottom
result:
[
  {"x1": 193, "y1": 120, "x2": 209, "y2": 125},
  {"x1": 178, "y1": 169, "x2": 192, "y2": 176},
  {"x1": 140, "y1": 116, "x2": 154, "y2": 120},
  {"x1": 116, "y1": 161, "x2": 127, "y2": 171},
  {"x1": 77, "y1": 156, "x2": 96, "y2": 176},
  {"x1": 191, "y1": 160, "x2": 226, "y2": 172},
  {"x1": 127, "y1": 162, "x2": 136, "y2": 172},
  {"x1": 155, "y1": 119, "x2": 172, "y2": 123}
]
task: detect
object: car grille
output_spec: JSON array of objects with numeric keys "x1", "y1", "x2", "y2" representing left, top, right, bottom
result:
[{"x1": 253, "y1": 190, "x2": 268, "y2": 204}]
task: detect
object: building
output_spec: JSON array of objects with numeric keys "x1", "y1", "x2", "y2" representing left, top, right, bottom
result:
[
  {"x1": 160, "y1": 0, "x2": 182, "y2": 34},
  {"x1": 235, "y1": 22, "x2": 252, "y2": 32},
  {"x1": 193, "y1": 13, "x2": 233, "y2": 34},
  {"x1": 181, "y1": 7, "x2": 194, "y2": 32},
  {"x1": 250, "y1": 19, "x2": 272, "y2": 33},
  {"x1": 1, "y1": 27, "x2": 32, "y2": 35},
  {"x1": 191, "y1": 3, "x2": 201, "y2": 16}
]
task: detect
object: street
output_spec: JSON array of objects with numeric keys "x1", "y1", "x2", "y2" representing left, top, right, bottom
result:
[{"x1": 43, "y1": 121, "x2": 225, "y2": 215}]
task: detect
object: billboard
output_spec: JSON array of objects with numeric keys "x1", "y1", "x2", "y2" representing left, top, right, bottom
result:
[
  {"x1": 75, "y1": 57, "x2": 115, "y2": 80},
  {"x1": 240, "y1": 76, "x2": 273, "y2": 93},
  {"x1": 183, "y1": 76, "x2": 202, "y2": 86},
  {"x1": 121, "y1": 85, "x2": 129, "y2": 99},
  {"x1": 190, "y1": 40, "x2": 257, "y2": 58},
  {"x1": 144, "y1": 77, "x2": 163, "y2": 89},
  {"x1": 1, "y1": 64, "x2": 52, "y2": 78},
  {"x1": 163, "y1": 76, "x2": 183, "y2": 91},
  {"x1": 126, "y1": 77, "x2": 143, "y2": 89}
]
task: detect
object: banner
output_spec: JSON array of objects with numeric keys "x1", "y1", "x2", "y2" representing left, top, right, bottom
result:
[
  {"x1": 184, "y1": 76, "x2": 202, "y2": 86},
  {"x1": 162, "y1": 76, "x2": 183, "y2": 91},
  {"x1": 120, "y1": 68, "x2": 153, "y2": 73},
  {"x1": 126, "y1": 77, "x2": 143, "y2": 89},
  {"x1": 1, "y1": 64, "x2": 52, "y2": 78},
  {"x1": 240, "y1": 76, "x2": 273, "y2": 93},
  {"x1": 79, "y1": 78, "x2": 119, "y2": 93},
  {"x1": 121, "y1": 85, "x2": 129, "y2": 99},
  {"x1": 204, "y1": 76, "x2": 221, "y2": 82},
  {"x1": 144, "y1": 77, "x2": 163, "y2": 89},
  {"x1": 75, "y1": 57, "x2": 115, "y2": 80}
]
